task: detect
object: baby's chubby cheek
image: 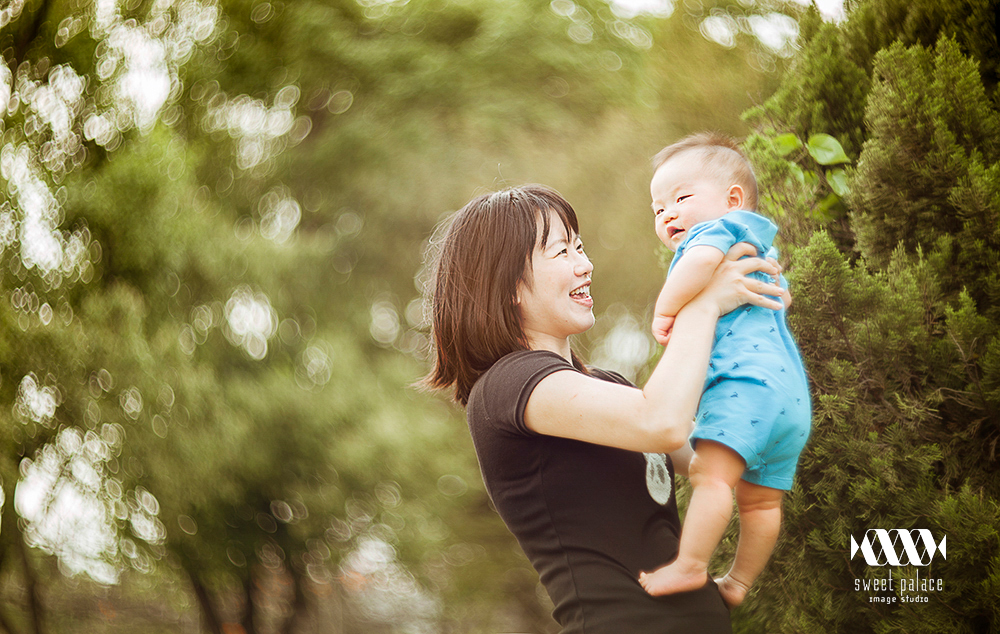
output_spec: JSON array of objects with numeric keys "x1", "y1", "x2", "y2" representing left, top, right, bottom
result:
[{"x1": 654, "y1": 222, "x2": 669, "y2": 245}]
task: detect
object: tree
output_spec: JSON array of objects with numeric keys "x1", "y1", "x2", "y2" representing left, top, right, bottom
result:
[{"x1": 728, "y1": 1, "x2": 1000, "y2": 632}]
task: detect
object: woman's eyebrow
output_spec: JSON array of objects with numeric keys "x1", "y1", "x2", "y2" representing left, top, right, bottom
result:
[{"x1": 553, "y1": 229, "x2": 583, "y2": 244}]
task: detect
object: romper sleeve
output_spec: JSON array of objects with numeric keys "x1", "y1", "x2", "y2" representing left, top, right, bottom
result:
[
  {"x1": 682, "y1": 219, "x2": 741, "y2": 254},
  {"x1": 683, "y1": 210, "x2": 777, "y2": 259}
]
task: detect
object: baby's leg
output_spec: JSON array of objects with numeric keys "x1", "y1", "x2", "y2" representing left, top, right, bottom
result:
[
  {"x1": 639, "y1": 440, "x2": 745, "y2": 596},
  {"x1": 715, "y1": 480, "x2": 783, "y2": 608}
]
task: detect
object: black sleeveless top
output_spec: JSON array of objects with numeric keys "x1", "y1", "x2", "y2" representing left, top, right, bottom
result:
[{"x1": 466, "y1": 350, "x2": 731, "y2": 633}]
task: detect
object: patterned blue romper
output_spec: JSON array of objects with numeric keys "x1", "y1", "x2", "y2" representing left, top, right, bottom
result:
[{"x1": 668, "y1": 210, "x2": 811, "y2": 490}]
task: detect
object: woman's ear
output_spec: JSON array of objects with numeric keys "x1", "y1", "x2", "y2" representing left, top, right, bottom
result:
[{"x1": 727, "y1": 184, "x2": 745, "y2": 210}]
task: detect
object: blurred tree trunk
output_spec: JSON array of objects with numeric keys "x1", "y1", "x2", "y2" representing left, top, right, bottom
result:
[
  {"x1": 0, "y1": 546, "x2": 19, "y2": 634},
  {"x1": 241, "y1": 575, "x2": 258, "y2": 634},
  {"x1": 15, "y1": 539, "x2": 44, "y2": 634},
  {"x1": 12, "y1": 0, "x2": 51, "y2": 68},
  {"x1": 188, "y1": 570, "x2": 224, "y2": 634},
  {"x1": 280, "y1": 566, "x2": 308, "y2": 634}
]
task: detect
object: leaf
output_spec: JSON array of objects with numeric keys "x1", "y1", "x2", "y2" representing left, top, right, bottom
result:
[
  {"x1": 813, "y1": 192, "x2": 845, "y2": 221},
  {"x1": 827, "y1": 167, "x2": 850, "y2": 197},
  {"x1": 806, "y1": 133, "x2": 850, "y2": 165},
  {"x1": 788, "y1": 162, "x2": 805, "y2": 187},
  {"x1": 774, "y1": 133, "x2": 803, "y2": 157},
  {"x1": 803, "y1": 169, "x2": 820, "y2": 189}
]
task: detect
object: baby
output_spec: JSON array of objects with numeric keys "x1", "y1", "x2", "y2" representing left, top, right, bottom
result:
[{"x1": 638, "y1": 132, "x2": 811, "y2": 608}]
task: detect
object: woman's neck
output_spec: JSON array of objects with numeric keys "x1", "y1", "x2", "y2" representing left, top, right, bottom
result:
[{"x1": 526, "y1": 332, "x2": 572, "y2": 361}]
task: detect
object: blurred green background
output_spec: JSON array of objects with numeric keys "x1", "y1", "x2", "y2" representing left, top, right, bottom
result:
[{"x1": 2, "y1": 0, "x2": 999, "y2": 633}]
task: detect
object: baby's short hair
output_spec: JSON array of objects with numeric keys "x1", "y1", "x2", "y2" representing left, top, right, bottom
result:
[{"x1": 653, "y1": 132, "x2": 759, "y2": 211}]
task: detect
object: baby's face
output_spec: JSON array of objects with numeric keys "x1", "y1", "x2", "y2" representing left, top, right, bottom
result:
[{"x1": 650, "y1": 155, "x2": 735, "y2": 251}]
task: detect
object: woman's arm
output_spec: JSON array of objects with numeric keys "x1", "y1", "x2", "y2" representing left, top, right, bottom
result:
[
  {"x1": 669, "y1": 441, "x2": 695, "y2": 478},
  {"x1": 524, "y1": 243, "x2": 783, "y2": 454}
]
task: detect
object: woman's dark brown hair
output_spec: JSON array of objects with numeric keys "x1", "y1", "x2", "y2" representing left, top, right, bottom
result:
[{"x1": 423, "y1": 184, "x2": 586, "y2": 405}]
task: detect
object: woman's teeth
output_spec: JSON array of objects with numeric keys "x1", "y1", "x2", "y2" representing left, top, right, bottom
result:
[{"x1": 570, "y1": 285, "x2": 590, "y2": 298}]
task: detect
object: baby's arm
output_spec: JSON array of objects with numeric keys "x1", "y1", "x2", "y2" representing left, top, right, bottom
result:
[{"x1": 653, "y1": 246, "x2": 726, "y2": 345}]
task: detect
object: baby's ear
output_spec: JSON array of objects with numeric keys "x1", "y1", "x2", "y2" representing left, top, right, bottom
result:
[{"x1": 727, "y1": 184, "x2": 745, "y2": 210}]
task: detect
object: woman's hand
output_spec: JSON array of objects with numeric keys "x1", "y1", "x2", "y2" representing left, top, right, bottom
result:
[
  {"x1": 766, "y1": 256, "x2": 792, "y2": 309},
  {"x1": 687, "y1": 243, "x2": 785, "y2": 317}
]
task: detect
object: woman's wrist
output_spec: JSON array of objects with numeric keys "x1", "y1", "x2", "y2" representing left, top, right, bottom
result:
[{"x1": 680, "y1": 293, "x2": 723, "y2": 321}]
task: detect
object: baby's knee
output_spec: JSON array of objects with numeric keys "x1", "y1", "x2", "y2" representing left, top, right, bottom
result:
[
  {"x1": 735, "y1": 481, "x2": 783, "y2": 512},
  {"x1": 688, "y1": 441, "x2": 746, "y2": 488}
]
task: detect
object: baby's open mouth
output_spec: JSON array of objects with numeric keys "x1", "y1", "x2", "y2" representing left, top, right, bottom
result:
[{"x1": 667, "y1": 227, "x2": 684, "y2": 239}]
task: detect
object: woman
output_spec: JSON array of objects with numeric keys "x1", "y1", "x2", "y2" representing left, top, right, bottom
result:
[{"x1": 425, "y1": 185, "x2": 785, "y2": 632}]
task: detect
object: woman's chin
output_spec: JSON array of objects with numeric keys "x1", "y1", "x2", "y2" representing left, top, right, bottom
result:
[
  {"x1": 576, "y1": 313, "x2": 597, "y2": 334},
  {"x1": 560, "y1": 316, "x2": 596, "y2": 339}
]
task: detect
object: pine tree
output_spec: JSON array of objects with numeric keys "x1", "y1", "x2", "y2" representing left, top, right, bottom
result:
[{"x1": 730, "y1": 1, "x2": 1000, "y2": 632}]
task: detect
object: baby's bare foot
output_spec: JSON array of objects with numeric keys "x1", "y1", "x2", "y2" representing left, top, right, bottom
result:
[
  {"x1": 639, "y1": 560, "x2": 708, "y2": 597},
  {"x1": 715, "y1": 574, "x2": 750, "y2": 609}
]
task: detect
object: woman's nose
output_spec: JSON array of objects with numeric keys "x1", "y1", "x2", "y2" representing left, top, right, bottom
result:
[{"x1": 575, "y1": 253, "x2": 593, "y2": 276}]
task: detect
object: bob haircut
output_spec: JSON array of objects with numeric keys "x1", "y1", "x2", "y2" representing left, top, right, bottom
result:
[
  {"x1": 653, "y1": 131, "x2": 759, "y2": 211},
  {"x1": 424, "y1": 184, "x2": 587, "y2": 405}
]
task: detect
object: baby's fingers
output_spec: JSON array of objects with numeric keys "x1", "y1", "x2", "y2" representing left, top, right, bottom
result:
[{"x1": 654, "y1": 329, "x2": 673, "y2": 346}]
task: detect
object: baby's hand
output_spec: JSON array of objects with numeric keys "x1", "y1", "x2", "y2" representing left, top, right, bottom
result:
[{"x1": 652, "y1": 314, "x2": 675, "y2": 346}]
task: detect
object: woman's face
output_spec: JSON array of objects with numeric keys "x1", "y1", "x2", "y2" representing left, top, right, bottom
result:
[{"x1": 516, "y1": 209, "x2": 594, "y2": 354}]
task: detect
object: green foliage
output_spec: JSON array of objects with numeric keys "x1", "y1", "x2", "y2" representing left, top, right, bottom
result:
[
  {"x1": 806, "y1": 133, "x2": 851, "y2": 165},
  {"x1": 741, "y1": 130, "x2": 852, "y2": 257},
  {"x1": 851, "y1": 36, "x2": 1000, "y2": 271},
  {"x1": 744, "y1": 21, "x2": 869, "y2": 157},
  {"x1": 842, "y1": 0, "x2": 1000, "y2": 93},
  {"x1": 725, "y1": 232, "x2": 1000, "y2": 633},
  {"x1": 732, "y1": 1, "x2": 1000, "y2": 631},
  {"x1": 773, "y1": 132, "x2": 803, "y2": 156}
]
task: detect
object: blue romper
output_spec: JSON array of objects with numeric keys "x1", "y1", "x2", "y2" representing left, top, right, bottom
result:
[{"x1": 668, "y1": 210, "x2": 811, "y2": 491}]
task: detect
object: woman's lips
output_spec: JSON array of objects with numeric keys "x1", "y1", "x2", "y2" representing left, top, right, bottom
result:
[{"x1": 570, "y1": 284, "x2": 593, "y2": 307}]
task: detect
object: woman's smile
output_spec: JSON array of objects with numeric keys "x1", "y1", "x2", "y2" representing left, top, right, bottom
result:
[{"x1": 569, "y1": 280, "x2": 593, "y2": 308}]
